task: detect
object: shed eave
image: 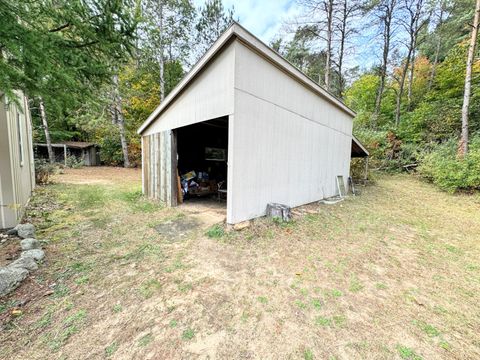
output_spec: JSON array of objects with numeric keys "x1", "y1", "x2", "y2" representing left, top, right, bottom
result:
[{"x1": 352, "y1": 136, "x2": 369, "y2": 157}]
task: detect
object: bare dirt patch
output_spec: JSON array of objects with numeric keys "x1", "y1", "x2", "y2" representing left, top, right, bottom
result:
[
  {"x1": 180, "y1": 197, "x2": 227, "y2": 226},
  {"x1": 1, "y1": 170, "x2": 479, "y2": 360},
  {"x1": 52, "y1": 166, "x2": 141, "y2": 186},
  {"x1": 154, "y1": 216, "x2": 201, "y2": 241}
]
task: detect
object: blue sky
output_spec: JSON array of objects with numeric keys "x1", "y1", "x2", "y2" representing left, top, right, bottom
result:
[
  {"x1": 192, "y1": 0, "x2": 380, "y2": 71},
  {"x1": 193, "y1": 0, "x2": 301, "y2": 43}
]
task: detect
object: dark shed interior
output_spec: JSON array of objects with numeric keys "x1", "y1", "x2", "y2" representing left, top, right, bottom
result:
[{"x1": 175, "y1": 116, "x2": 228, "y2": 201}]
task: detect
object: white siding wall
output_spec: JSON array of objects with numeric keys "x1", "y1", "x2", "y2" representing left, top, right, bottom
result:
[
  {"x1": 0, "y1": 92, "x2": 35, "y2": 229},
  {"x1": 141, "y1": 38, "x2": 354, "y2": 224},
  {"x1": 143, "y1": 44, "x2": 235, "y2": 136},
  {"x1": 227, "y1": 42, "x2": 353, "y2": 223}
]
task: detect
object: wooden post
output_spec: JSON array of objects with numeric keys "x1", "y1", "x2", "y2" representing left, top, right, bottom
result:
[
  {"x1": 39, "y1": 97, "x2": 54, "y2": 164},
  {"x1": 64, "y1": 145, "x2": 67, "y2": 166},
  {"x1": 364, "y1": 157, "x2": 369, "y2": 182}
]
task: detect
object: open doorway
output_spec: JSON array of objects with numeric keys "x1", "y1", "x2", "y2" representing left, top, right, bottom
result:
[{"x1": 175, "y1": 116, "x2": 228, "y2": 211}]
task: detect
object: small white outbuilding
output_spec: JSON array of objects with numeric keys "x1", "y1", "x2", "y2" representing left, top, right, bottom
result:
[{"x1": 138, "y1": 22, "x2": 368, "y2": 224}]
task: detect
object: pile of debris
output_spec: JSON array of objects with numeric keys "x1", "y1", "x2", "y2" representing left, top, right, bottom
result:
[
  {"x1": 0, "y1": 224, "x2": 45, "y2": 297},
  {"x1": 180, "y1": 170, "x2": 218, "y2": 198}
]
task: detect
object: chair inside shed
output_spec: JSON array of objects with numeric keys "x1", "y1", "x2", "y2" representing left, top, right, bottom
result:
[{"x1": 175, "y1": 116, "x2": 228, "y2": 204}]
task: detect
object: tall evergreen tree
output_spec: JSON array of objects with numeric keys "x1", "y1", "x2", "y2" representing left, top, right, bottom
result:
[
  {"x1": 0, "y1": 0, "x2": 137, "y2": 103},
  {"x1": 0, "y1": 0, "x2": 138, "y2": 161},
  {"x1": 195, "y1": 0, "x2": 235, "y2": 57},
  {"x1": 141, "y1": 0, "x2": 195, "y2": 101}
]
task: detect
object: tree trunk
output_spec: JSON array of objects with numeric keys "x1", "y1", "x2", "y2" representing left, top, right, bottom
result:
[
  {"x1": 112, "y1": 74, "x2": 130, "y2": 168},
  {"x1": 337, "y1": 0, "x2": 347, "y2": 97},
  {"x1": 395, "y1": 0, "x2": 424, "y2": 126},
  {"x1": 407, "y1": 48, "x2": 416, "y2": 109},
  {"x1": 158, "y1": 0, "x2": 165, "y2": 101},
  {"x1": 373, "y1": 30, "x2": 390, "y2": 125},
  {"x1": 428, "y1": 3, "x2": 444, "y2": 91},
  {"x1": 324, "y1": 0, "x2": 334, "y2": 91},
  {"x1": 38, "y1": 97, "x2": 55, "y2": 164},
  {"x1": 394, "y1": 49, "x2": 413, "y2": 127},
  {"x1": 459, "y1": 0, "x2": 480, "y2": 157},
  {"x1": 373, "y1": 0, "x2": 397, "y2": 127},
  {"x1": 117, "y1": 112, "x2": 130, "y2": 168},
  {"x1": 428, "y1": 31, "x2": 441, "y2": 91}
]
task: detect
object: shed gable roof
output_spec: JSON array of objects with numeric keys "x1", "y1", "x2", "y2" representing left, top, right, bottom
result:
[{"x1": 138, "y1": 22, "x2": 356, "y2": 135}]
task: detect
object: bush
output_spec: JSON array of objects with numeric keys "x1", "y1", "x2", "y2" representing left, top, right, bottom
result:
[
  {"x1": 65, "y1": 155, "x2": 84, "y2": 169},
  {"x1": 354, "y1": 128, "x2": 423, "y2": 172},
  {"x1": 99, "y1": 135, "x2": 124, "y2": 166},
  {"x1": 418, "y1": 136, "x2": 480, "y2": 192},
  {"x1": 398, "y1": 100, "x2": 461, "y2": 143},
  {"x1": 34, "y1": 159, "x2": 58, "y2": 184},
  {"x1": 350, "y1": 157, "x2": 369, "y2": 181}
]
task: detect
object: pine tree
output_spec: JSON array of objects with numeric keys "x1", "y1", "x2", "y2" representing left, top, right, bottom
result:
[{"x1": 195, "y1": 0, "x2": 235, "y2": 57}]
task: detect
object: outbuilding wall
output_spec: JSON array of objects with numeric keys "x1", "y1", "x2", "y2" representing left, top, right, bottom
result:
[
  {"x1": 227, "y1": 41, "x2": 353, "y2": 223},
  {"x1": 142, "y1": 43, "x2": 235, "y2": 136},
  {"x1": 0, "y1": 92, "x2": 35, "y2": 229}
]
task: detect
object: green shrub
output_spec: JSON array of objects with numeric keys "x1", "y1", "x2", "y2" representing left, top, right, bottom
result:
[
  {"x1": 34, "y1": 159, "x2": 58, "y2": 184},
  {"x1": 99, "y1": 135, "x2": 124, "y2": 166},
  {"x1": 353, "y1": 128, "x2": 389, "y2": 174},
  {"x1": 206, "y1": 224, "x2": 225, "y2": 239},
  {"x1": 418, "y1": 136, "x2": 480, "y2": 192},
  {"x1": 353, "y1": 128, "x2": 424, "y2": 173},
  {"x1": 65, "y1": 155, "x2": 84, "y2": 169}
]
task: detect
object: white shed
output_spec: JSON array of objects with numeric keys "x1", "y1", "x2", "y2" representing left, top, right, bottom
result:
[{"x1": 138, "y1": 23, "x2": 367, "y2": 224}]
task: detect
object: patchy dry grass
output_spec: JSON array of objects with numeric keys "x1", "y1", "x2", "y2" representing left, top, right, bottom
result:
[{"x1": 1, "y1": 169, "x2": 480, "y2": 359}]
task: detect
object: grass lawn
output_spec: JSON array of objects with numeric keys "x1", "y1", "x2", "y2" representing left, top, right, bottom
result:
[{"x1": 1, "y1": 168, "x2": 480, "y2": 359}]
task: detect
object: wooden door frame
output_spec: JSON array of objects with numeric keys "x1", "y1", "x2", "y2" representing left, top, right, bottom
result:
[{"x1": 170, "y1": 129, "x2": 178, "y2": 206}]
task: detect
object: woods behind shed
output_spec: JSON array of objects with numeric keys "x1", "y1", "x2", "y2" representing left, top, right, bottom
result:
[{"x1": 138, "y1": 22, "x2": 368, "y2": 224}]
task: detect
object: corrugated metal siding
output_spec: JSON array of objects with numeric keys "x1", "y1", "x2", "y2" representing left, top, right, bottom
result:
[{"x1": 0, "y1": 95, "x2": 13, "y2": 228}]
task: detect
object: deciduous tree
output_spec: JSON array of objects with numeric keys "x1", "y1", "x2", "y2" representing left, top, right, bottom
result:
[
  {"x1": 394, "y1": 0, "x2": 427, "y2": 127},
  {"x1": 371, "y1": 0, "x2": 399, "y2": 126},
  {"x1": 459, "y1": 0, "x2": 480, "y2": 156}
]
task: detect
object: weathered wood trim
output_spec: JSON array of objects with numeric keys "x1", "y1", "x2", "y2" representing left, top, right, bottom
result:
[
  {"x1": 226, "y1": 115, "x2": 234, "y2": 224},
  {"x1": 142, "y1": 135, "x2": 150, "y2": 197},
  {"x1": 141, "y1": 131, "x2": 175, "y2": 206},
  {"x1": 156, "y1": 132, "x2": 162, "y2": 200},
  {"x1": 171, "y1": 130, "x2": 178, "y2": 206}
]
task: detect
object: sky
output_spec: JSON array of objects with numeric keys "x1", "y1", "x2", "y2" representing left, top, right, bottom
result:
[
  {"x1": 193, "y1": 0, "x2": 300, "y2": 43},
  {"x1": 192, "y1": 0, "x2": 380, "y2": 71}
]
